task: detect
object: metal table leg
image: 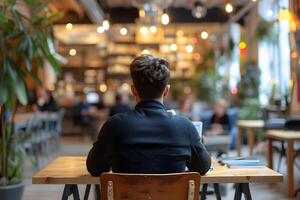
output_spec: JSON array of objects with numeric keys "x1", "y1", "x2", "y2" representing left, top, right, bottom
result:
[
  {"x1": 95, "y1": 184, "x2": 101, "y2": 200},
  {"x1": 213, "y1": 183, "x2": 222, "y2": 200},
  {"x1": 234, "y1": 183, "x2": 252, "y2": 200},
  {"x1": 200, "y1": 184, "x2": 222, "y2": 200},
  {"x1": 200, "y1": 184, "x2": 208, "y2": 200},
  {"x1": 83, "y1": 184, "x2": 91, "y2": 200},
  {"x1": 61, "y1": 184, "x2": 80, "y2": 200}
]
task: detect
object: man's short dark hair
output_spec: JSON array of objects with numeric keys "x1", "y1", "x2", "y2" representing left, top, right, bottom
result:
[{"x1": 130, "y1": 54, "x2": 170, "y2": 100}]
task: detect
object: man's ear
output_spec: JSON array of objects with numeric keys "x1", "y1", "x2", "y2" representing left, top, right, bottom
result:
[
  {"x1": 163, "y1": 84, "x2": 170, "y2": 97},
  {"x1": 131, "y1": 85, "x2": 138, "y2": 98}
]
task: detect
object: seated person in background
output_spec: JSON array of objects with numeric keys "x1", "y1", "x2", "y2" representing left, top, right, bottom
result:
[
  {"x1": 33, "y1": 89, "x2": 58, "y2": 112},
  {"x1": 209, "y1": 99, "x2": 230, "y2": 135},
  {"x1": 87, "y1": 54, "x2": 211, "y2": 176},
  {"x1": 109, "y1": 93, "x2": 131, "y2": 116},
  {"x1": 73, "y1": 95, "x2": 90, "y2": 125}
]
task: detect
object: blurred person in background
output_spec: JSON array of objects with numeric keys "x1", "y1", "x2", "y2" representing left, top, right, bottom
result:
[
  {"x1": 209, "y1": 99, "x2": 230, "y2": 135},
  {"x1": 109, "y1": 93, "x2": 131, "y2": 116},
  {"x1": 179, "y1": 97, "x2": 199, "y2": 121},
  {"x1": 73, "y1": 95, "x2": 91, "y2": 126},
  {"x1": 33, "y1": 88, "x2": 58, "y2": 112}
]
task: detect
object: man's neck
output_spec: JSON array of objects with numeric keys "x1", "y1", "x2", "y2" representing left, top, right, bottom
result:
[{"x1": 137, "y1": 97, "x2": 164, "y2": 104}]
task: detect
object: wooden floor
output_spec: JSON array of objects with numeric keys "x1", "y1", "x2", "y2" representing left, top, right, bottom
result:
[{"x1": 23, "y1": 136, "x2": 298, "y2": 200}]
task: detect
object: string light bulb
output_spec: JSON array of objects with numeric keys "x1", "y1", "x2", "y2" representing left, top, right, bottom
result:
[
  {"x1": 120, "y1": 27, "x2": 128, "y2": 35},
  {"x1": 97, "y1": 26, "x2": 105, "y2": 33},
  {"x1": 201, "y1": 31, "x2": 208, "y2": 39},
  {"x1": 140, "y1": 26, "x2": 148, "y2": 35},
  {"x1": 186, "y1": 45, "x2": 193, "y2": 53},
  {"x1": 170, "y1": 43, "x2": 177, "y2": 51},
  {"x1": 225, "y1": 3, "x2": 234, "y2": 13},
  {"x1": 150, "y1": 26, "x2": 157, "y2": 33},
  {"x1": 102, "y1": 19, "x2": 110, "y2": 30},
  {"x1": 69, "y1": 49, "x2": 76, "y2": 56},
  {"x1": 161, "y1": 11, "x2": 170, "y2": 25},
  {"x1": 99, "y1": 84, "x2": 107, "y2": 93},
  {"x1": 66, "y1": 23, "x2": 73, "y2": 30},
  {"x1": 139, "y1": 9, "x2": 145, "y2": 18}
]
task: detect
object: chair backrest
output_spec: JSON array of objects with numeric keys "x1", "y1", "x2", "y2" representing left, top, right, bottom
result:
[{"x1": 100, "y1": 172, "x2": 201, "y2": 200}]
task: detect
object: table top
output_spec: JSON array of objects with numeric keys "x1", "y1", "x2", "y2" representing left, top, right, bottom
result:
[
  {"x1": 14, "y1": 113, "x2": 34, "y2": 124},
  {"x1": 32, "y1": 156, "x2": 283, "y2": 185},
  {"x1": 237, "y1": 120, "x2": 265, "y2": 128},
  {"x1": 267, "y1": 130, "x2": 300, "y2": 140}
]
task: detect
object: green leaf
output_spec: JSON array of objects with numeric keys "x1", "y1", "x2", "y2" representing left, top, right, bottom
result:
[
  {"x1": 5, "y1": 59, "x2": 18, "y2": 81},
  {"x1": 23, "y1": 56, "x2": 32, "y2": 71},
  {"x1": 5, "y1": 93, "x2": 13, "y2": 110},
  {"x1": 0, "y1": 32, "x2": 3, "y2": 58},
  {"x1": 0, "y1": 12, "x2": 7, "y2": 24},
  {"x1": 18, "y1": 36, "x2": 28, "y2": 53},
  {"x1": 2, "y1": 19, "x2": 15, "y2": 34},
  {"x1": 27, "y1": 70, "x2": 41, "y2": 85},
  {"x1": 0, "y1": 78, "x2": 8, "y2": 105},
  {"x1": 41, "y1": 45, "x2": 61, "y2": 74},
  {"x1": 14, "y1": 80, "x2": 27, "y2": 105},
  {"x1": 11, "y1": 8, "x2": 24, "y2": 31}
]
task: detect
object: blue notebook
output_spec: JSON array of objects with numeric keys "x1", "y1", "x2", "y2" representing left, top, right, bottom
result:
[{"x1": 221, "y1": 159, "x2": 265, "y2": 168}]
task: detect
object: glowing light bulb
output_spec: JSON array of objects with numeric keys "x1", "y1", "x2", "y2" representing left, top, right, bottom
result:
[
  {"x1": 150, "y1": 26, "x2": 157, "y2": 33},
  {"x1": 139, "y1": 9, "x2": 145, "y2": 18},
  {"x1": 97, "y1": 26, "x2": 105, "y2": 33},
  {"x1": 225, "y1": 3, "x2": 234, "y2": 13},
  {"x1": 140, "y1": 26, "x2": 148, "y2": 35},
  {"x1": 161, "y1": 13, "x2": 170, "y2": 25},
  {"x1": 99, "y1": 84, "x2": 107, "y2": 93},
  {"x1": 201, "y1": 31, "x2": 208, "y2": 39},
  {"x1": 66, "y1": 23, "x2": 73, "y2": 30},
  {"x1": 170, "y1": 43, "x2": 177, "y2": 51},
  {"x1": 120, "y1": 27, "x2": 128, "y2": 35},
  {"x1": 185, "y1": 45, "x2": 193, "y2": 53},
  {"x1": 141, "y1": 49, "x2": 150, "y2": 54},
  {"x1": 69, "y1": 49, "x2": 76, "y2": 56},
  {"x1": 102, "y1": 20, "x2": 109, "y2": 30}
]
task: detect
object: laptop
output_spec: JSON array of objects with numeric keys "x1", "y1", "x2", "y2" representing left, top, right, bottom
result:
[{"x1": 192, "y1": 121, "x2": 203, "y2": 138}]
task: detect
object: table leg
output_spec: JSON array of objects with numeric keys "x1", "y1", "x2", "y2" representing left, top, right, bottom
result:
[
  {"x1": 95, "y1": 184, "x2": 101, "y2": 200},
  {"x1": 247, "y1": 128, "x2": 255, "y2": 156},
  {"x1": 200, "y1": 184, "x2": 208, "y2": 200},
  {"x1": 287, "y1": 140, "x2": 294, "y2": 197},
  {"x1": 83, "y1": 184, "x2": 91, "y2": 200},
  {"x1": 234, "y1": 183, "x2": 252, "y2": 200},
  {"x1": 61, "y1": 184, "x2": 80, "y2": 200},
  {"x1": 213, "y1": 183, "x2": 222, "y2": 200},
  {"x1": 268, "y1": 137, "x2": 273, "y2": 169},
  {"x1": 237, "y1": 127, "x2": 242, "y2": 156}
]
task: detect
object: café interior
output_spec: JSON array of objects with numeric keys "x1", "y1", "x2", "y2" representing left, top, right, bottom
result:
[{"x1": 1, "y1": 0, "x2": 300, "y2": 199}]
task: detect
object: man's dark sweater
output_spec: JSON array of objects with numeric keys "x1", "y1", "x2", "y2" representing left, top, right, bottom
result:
[{"x1": 87, "y1": 100, "x2": 211, "y2": 176}]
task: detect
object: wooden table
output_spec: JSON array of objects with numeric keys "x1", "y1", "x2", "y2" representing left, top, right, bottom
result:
[
  {"x1": 32, "y1": 156, "x2": 283, "y2": 200},
  {"x1": 237, "y1": 120, "x2": 265, "y2": 156},
  {"x1": 267, "y1": 130, "x2": 300, "y2": 197},
  {"x1": 14, "y1": 113, "x2": 34, "y2": 124}
]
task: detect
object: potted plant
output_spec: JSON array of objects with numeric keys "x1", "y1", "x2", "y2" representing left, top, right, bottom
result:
[{"x1": 0, "y1": 0, "x2": 62, "y2": 199}]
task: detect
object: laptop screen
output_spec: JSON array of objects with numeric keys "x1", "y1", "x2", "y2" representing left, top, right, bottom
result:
[{"x1": 192, "y1": 121, "x2": 203, "y2": 138}]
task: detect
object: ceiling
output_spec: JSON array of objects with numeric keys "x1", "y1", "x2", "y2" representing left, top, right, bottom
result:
[
  {"x1": 102, "y1": 0, "x2": 248, "y2": 8},
  {"x1": 53, "y1": 0, "x2": 250, "y2": 24}
]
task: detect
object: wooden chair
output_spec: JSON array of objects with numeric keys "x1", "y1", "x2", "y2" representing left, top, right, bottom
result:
[{"x1": 100, "y1": 172, "x2": 201, "y2": 200}]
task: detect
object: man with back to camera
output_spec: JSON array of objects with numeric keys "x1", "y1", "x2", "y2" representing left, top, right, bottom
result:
[{"x1": 86, "y1": 54, "x2": 211, "y2": 176}]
